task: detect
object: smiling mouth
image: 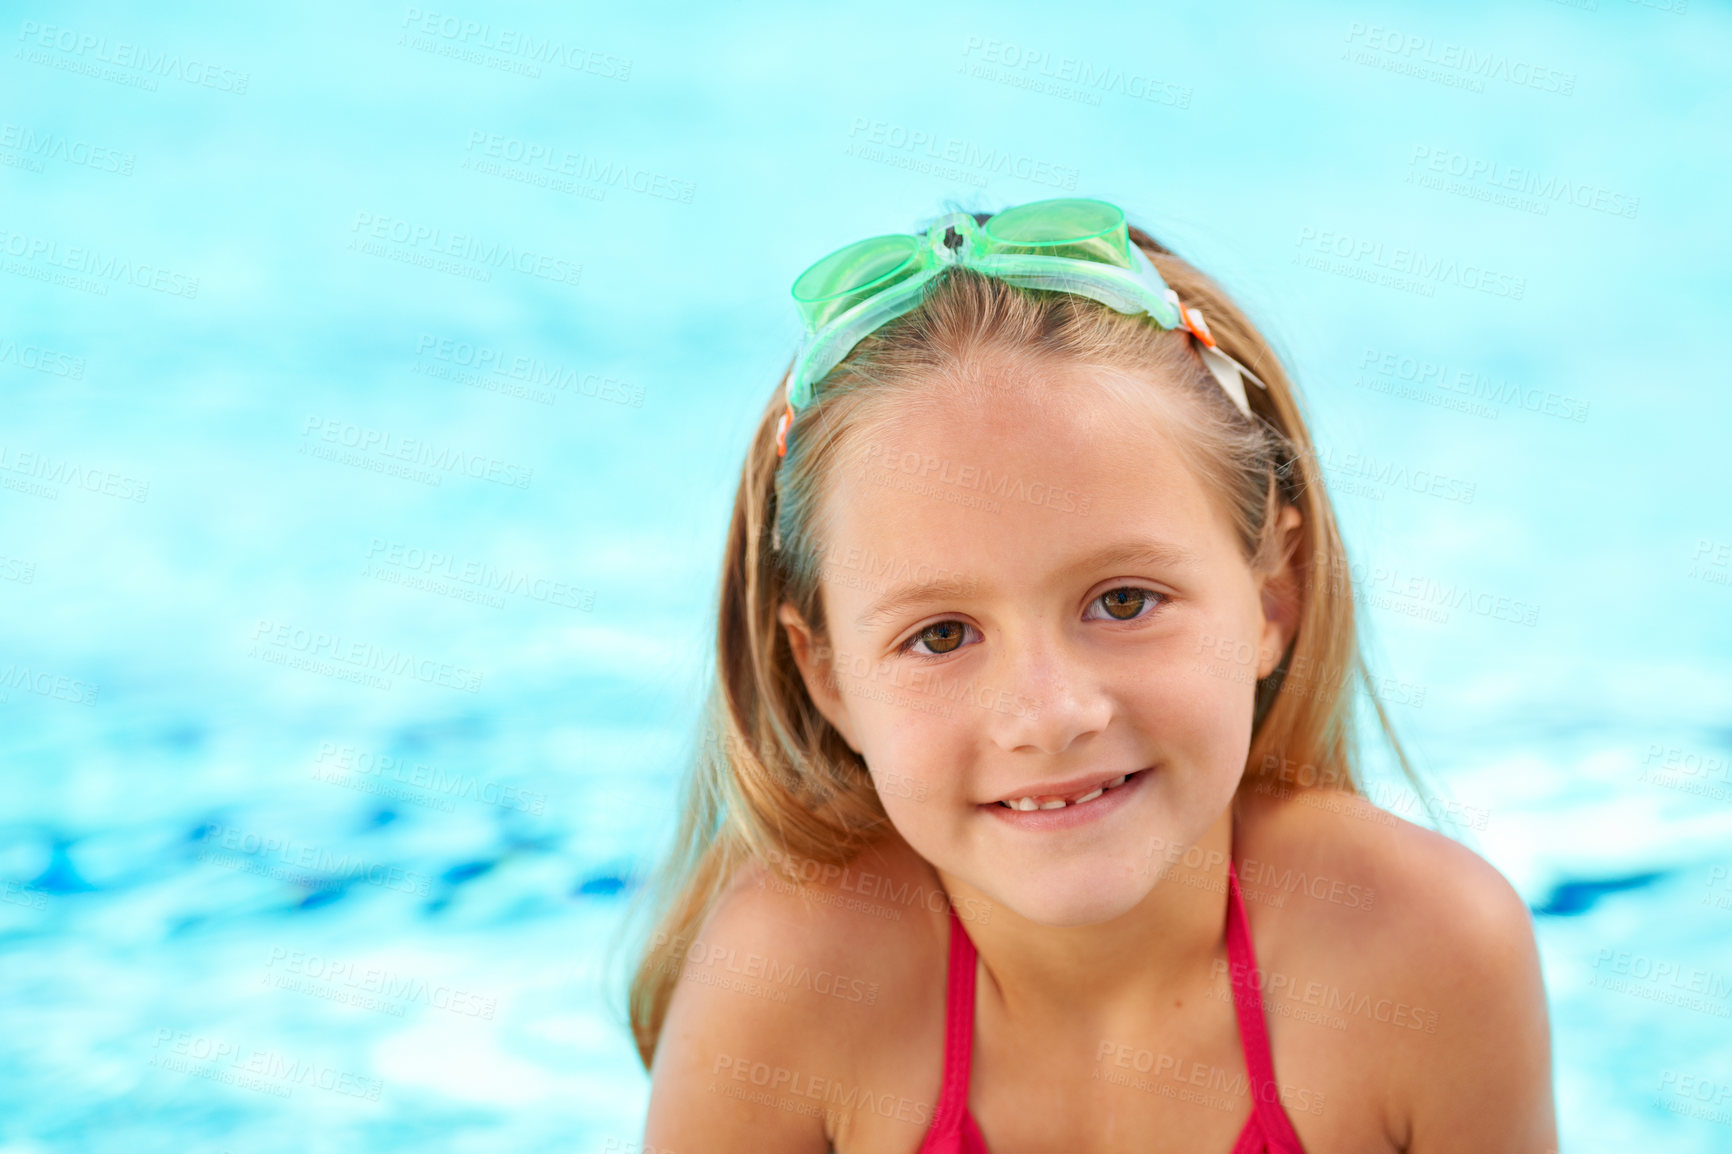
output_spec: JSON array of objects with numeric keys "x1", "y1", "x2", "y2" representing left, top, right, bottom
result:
[{"x1": 995, "y1": 769, "x2": 1147, "y2": 811}]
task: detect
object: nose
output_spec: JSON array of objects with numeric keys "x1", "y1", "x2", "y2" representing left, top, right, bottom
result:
[{"x1": 982, "y1": 625, "x2": 1114, "y2": 756}]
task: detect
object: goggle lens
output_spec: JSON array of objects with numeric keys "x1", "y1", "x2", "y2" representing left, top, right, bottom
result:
[
  {"x1": 982, "y1": 198, "x2": 1132, "y2": 268},
  {"x1": 791, "y1": 234, "x2": 924, "y2": 329}
]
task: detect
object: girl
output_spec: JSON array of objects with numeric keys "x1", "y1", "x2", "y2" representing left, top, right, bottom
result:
[{"x1": 625, "y1": 199, "x2": 1556, "y2": 1152}]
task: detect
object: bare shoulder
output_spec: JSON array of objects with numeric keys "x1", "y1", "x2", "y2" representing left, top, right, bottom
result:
[
  {"x1": 1236, "y1": 782, "x2": 1533, "y2": 950},
  {"x1": 643, "y1": 832, "x2": 949, "y2": 1152},
  {"x1": 1236, "y1": 783, "x2": 1557, "y2": 1153}
]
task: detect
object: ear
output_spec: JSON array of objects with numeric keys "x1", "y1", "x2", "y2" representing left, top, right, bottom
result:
[
  {"x1": 777, "y1": 602, "x2": 862, "y2": 753},
  {"x1": 1255, "y1": 504, "x2": 1305, "y2": 679}
]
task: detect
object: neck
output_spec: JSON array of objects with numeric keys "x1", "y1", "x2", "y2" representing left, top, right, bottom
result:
[{"x1": 935, "y1": 801, "x2": 1237, "y2": 1034}]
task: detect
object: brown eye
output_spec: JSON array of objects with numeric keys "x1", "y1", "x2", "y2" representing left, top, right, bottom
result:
[
  {"x1": 1099, "y1": 588, "x2": 1147, "y2": 620},
  {"x1": 916, "y1": 621, "x2": 966, "y2": 654}
]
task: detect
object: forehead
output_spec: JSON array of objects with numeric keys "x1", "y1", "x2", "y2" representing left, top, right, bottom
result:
[{"x1": 813, "y1": 359, "x2": 1240, "y2": 605}]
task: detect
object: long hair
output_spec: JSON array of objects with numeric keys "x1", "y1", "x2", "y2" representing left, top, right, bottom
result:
[{"x1": 614, "y1": 215, "x2": 1430, "y2": 1070}]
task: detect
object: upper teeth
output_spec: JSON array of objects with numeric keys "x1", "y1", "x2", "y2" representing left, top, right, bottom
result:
[{"x1": 1001, "y1": 773, "x2": 1130, "y2": 811}]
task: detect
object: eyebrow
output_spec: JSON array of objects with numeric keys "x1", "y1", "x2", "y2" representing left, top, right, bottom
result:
[{"x1": 851, "y1": 539, "x2": 1202, "y2": 631}]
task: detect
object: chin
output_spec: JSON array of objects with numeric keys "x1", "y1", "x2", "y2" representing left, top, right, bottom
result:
[{"x1": 1002, "y1": 875, "x2": 1150, "y2": 929}]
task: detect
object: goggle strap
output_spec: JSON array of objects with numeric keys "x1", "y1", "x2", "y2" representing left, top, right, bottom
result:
[
  {"x1": 781, "y1": 332, "x2": 1265, "y2": 456},
  {"x1": 1198, "y1": 343, "x2": 1252, "y2": 418},
  {"x1": 1165, "y1": 287, "x2": 1270, "y2": 417}
]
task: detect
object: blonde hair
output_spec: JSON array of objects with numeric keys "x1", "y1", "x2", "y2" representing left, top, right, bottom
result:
[{"x1": 614, "y1": 216, "x2": 1427, "y2": 1070}]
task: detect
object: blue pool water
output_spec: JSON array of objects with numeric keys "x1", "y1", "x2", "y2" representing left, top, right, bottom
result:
[{"x1": 2, "y1": 1, "x2": 1729, "y2": 1150}]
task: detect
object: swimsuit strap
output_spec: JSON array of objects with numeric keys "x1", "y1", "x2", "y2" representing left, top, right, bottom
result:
[
  {"x1": 929, "y1": 903, "x2": 978, "y2": 1137},
  {"x1": 920, "y1": 811, "x2": 1306, "y2": 1154},
  {"x1": 1224, "y1": 849, "x2": 1308, "y2": 1151}
]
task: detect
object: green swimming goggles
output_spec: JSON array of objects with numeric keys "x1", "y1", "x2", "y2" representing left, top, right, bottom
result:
[{"x1": 776, "y1": 197, "x2": 1267, "y2": 458}]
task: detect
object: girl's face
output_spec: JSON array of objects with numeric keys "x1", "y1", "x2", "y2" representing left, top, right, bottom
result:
[{"x1": 781, "y1": 359, "x2": 1301, "y2": 928}]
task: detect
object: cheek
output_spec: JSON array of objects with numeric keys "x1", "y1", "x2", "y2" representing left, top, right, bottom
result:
[
  {"x1": 1130, "y1": 653, "x2": 1259, "y2": 768},
  {"x1": 853, "y1": 698, "x2": 972, "y2": 815}
]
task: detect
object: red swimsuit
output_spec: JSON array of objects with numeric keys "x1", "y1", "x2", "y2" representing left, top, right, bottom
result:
[{"x1": 915, "y1": 857, "x2": 1309, "y2": 1153}]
